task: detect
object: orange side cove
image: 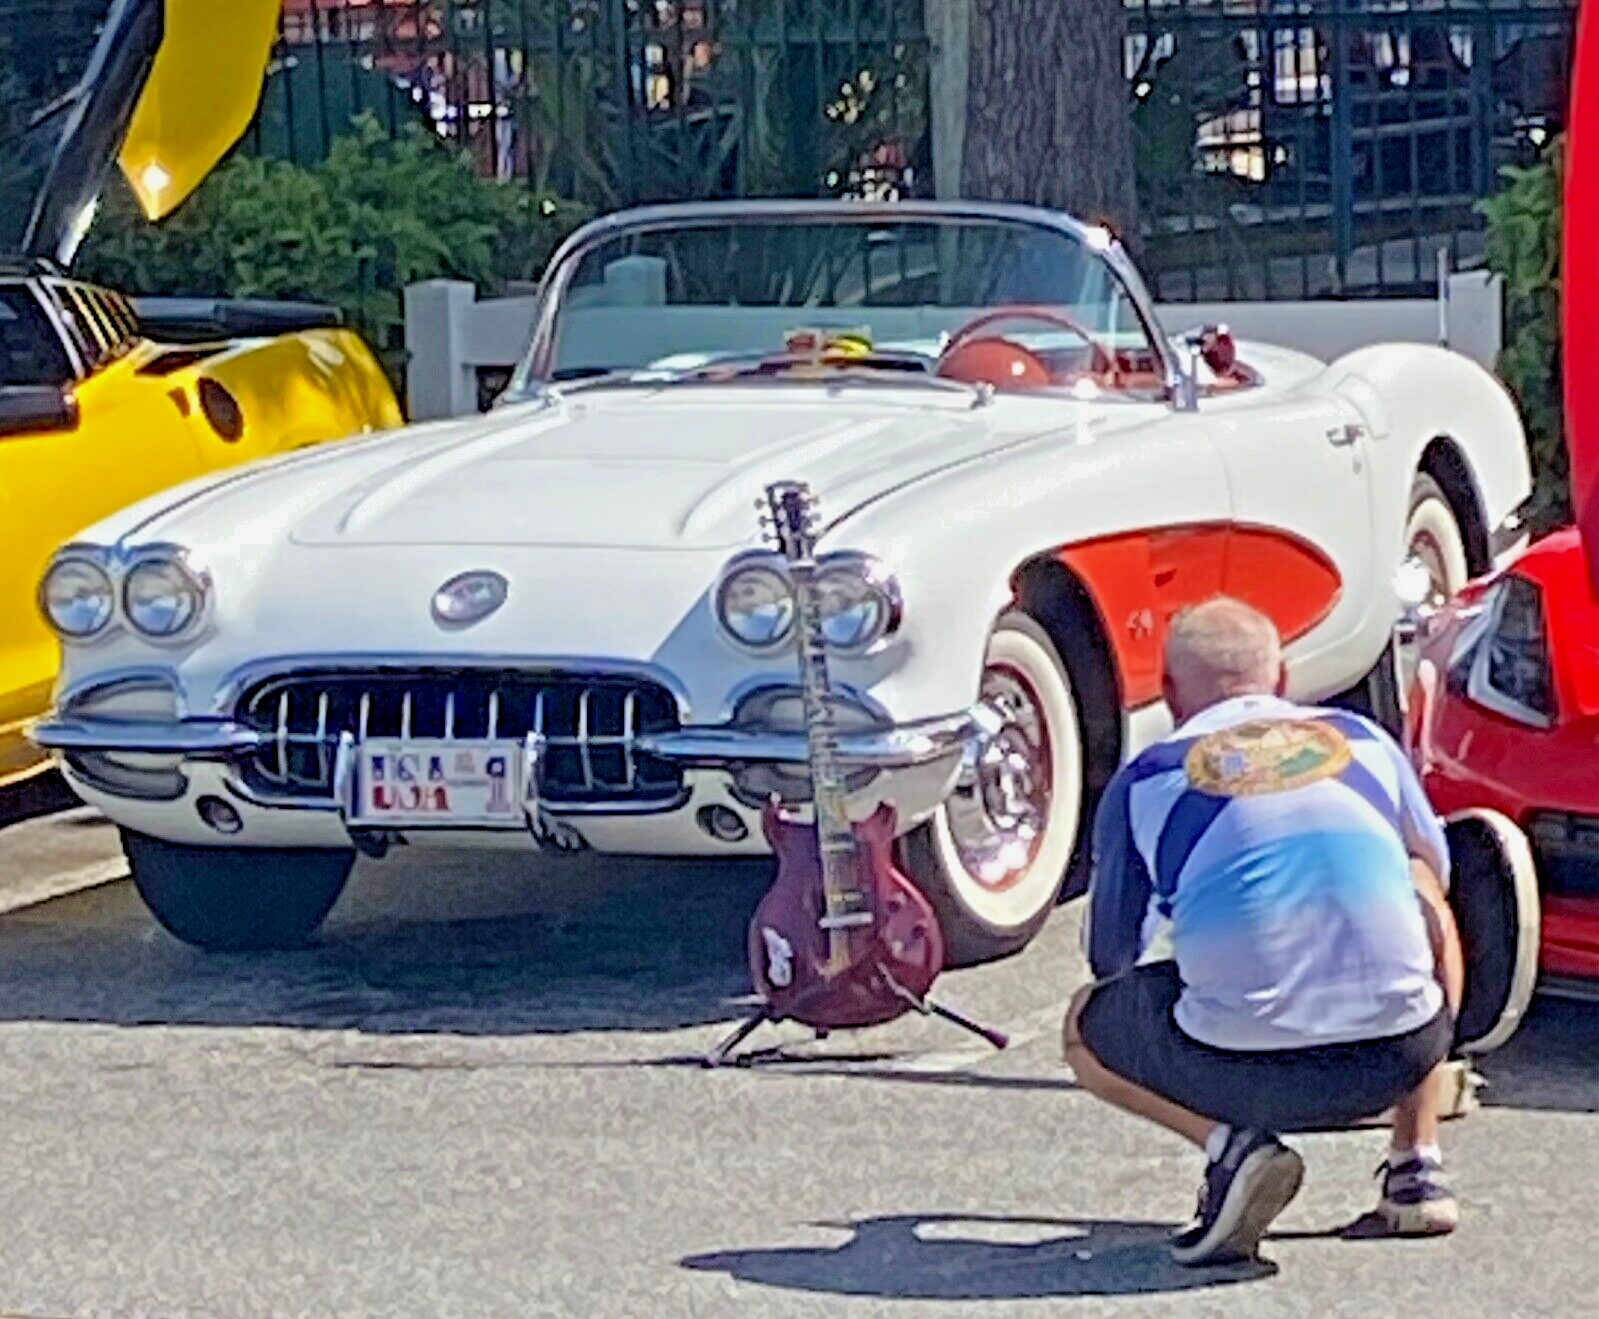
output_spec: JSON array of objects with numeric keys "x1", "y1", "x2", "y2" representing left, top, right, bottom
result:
[{"x1": 1057, "y1": 524, "x2": 1342, "y2": 708}]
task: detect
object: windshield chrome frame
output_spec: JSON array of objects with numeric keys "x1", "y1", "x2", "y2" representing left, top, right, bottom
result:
[{"x1": 508, "y1": 199, "x2": 1191, "y2": 408}]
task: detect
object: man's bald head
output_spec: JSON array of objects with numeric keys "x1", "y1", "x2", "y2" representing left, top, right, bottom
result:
[{"x1": 1162, "y1": 597, "x2": 1285, "y2": 722}]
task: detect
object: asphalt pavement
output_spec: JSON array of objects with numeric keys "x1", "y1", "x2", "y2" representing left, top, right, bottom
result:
[{"x1": 0, "y1": 798, "x2": 1595, "y2": 1319}]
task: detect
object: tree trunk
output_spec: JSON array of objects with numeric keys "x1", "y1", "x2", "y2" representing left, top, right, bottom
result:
[{"x1": 959, "y1": 0, "x2": 1137, "y2": 242}]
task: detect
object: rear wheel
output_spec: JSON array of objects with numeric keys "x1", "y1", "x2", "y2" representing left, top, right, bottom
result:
[
  {"x1": 1398, "y1": 472, "x2": 1471, "y2": 697},
  {"x1": 123, "y1": 830, "x2": 355, "y2": 952},
  {"x1": 899, "y1": 611, "x2": 1084, "y2": 966},
  {"x1": 1338, "y1": 472, "x2": 1472, "y2": 732}
]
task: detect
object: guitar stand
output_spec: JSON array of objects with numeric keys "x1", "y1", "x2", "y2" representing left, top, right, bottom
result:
[
  {"x1": 878, "y1": 966, "x2": 1011, "y2": 1052},
  {"x1": 701, "y1": 969, "x2": 1008, "y2": 1068}
]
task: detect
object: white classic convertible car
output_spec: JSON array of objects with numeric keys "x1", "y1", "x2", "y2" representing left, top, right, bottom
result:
[{"x1": 33, "y1": 200, "x2": 1531, "y2": 954}]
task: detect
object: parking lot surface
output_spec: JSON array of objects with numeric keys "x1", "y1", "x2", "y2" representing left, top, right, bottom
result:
[{"x1": 0, "y1": 798, "x2": 1595, "y2": 1318}]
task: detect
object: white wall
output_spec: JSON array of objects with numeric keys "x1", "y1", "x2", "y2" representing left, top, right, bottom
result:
[{"x1": 403, "y1": 271, "x2": 1502, "y2": 421}]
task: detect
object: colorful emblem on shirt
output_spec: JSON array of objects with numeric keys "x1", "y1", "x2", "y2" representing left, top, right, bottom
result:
[{"x1": 1183, "y1": 718, "x2": 1352, "y2": 797}]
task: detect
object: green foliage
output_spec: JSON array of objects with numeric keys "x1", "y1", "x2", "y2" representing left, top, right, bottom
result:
[
  {"x1": 76, "y1": 115, "x2": 589, "y2": 383},
  {"x1": 1478, "y1": 139, "x2": 1566, "y2": 529}
]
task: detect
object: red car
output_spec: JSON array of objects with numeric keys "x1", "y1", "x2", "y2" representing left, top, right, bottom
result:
[
  {"x1": 1406, "y1": 533, "x2": 1599, "y2": 1004},
  {"x1": 1403, "y1": 0, "x2": 1599, "y2": 1016}
]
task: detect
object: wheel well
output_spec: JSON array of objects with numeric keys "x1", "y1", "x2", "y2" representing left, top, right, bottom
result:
[
  {"x1": 1418, "y1": 437, "x2": 1491, "y2": 575},
  {"x1": 1011, "y1": 557, "x2": 1122, "y2": 807}
]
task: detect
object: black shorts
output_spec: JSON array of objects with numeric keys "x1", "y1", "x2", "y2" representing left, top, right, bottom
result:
[{"x1": 1076, "y1": 962, "x2": 1453, "y2": 1132}]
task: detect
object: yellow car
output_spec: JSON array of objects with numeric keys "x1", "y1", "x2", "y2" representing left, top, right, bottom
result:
[{"x1": 0, "y1": 0, "x2": 401, "y2": 786}]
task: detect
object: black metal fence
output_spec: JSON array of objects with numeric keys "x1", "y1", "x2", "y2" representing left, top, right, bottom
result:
[
  {"x1": 0, "y1": 1, "x2": 1580, "y2": 300},
  {"x1": 252, "y1": 0, "x2": 929, "y2": 207},
  {"x1": 1129, "y1": 0, "x2": 1578, "y2": 299}
]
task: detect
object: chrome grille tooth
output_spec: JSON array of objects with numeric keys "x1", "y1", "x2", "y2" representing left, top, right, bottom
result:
[
  {"x1": 313, "y1": 690, "x2": 330, "y2": 786},
  {"x1": 487, "y1": 689, "x2": 500, "y2": 740},
  {"x1": 358, "y1": 691, "x2": 371, "y2": 742},
  {"x1": 444, "y1": 691, "x2": 455, "y2": 741},
  {"x1": 276, "y1": 690, "x2": 290, "y2": 783},
  {"x1": 577, "y1": 687, "x2": 594, "y2": 791},
  {"x1": 622, "y1": 689, "x2": 637, "y2": 789},
  {"x1": 400, "y1": 690, "x2": 412, "y2": 740}
]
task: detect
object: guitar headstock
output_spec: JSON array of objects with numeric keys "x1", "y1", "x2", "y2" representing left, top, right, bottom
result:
[{"x1": 758, "y1": 481, "x2": 819, "y2": 562}]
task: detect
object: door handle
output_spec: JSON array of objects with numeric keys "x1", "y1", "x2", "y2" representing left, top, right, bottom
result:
[{"x1": 1326, "y1": 422, "x2": 1366, "y2": 447}]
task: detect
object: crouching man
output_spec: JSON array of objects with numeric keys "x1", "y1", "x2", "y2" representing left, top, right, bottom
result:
[{"x1": 1062, "y1": 597, "x2": 1465, "y2": 1266}]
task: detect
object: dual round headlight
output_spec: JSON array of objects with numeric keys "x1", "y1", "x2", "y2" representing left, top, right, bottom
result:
[
  {"x1": 39, "y1": 548, "x2": 208, "y2": 643},
  {"x1": 715, "y1": 552, "x2": 901, "y2": 654}
]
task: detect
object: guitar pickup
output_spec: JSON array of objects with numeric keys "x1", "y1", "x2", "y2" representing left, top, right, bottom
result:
[{"x1": 818, "y1": 912, "x2": 875, "y2": 930}]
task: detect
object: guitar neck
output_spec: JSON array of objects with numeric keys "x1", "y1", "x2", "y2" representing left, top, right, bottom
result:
[{"x1": 789, "y1": 558, "x2": 869, "y2": 925}]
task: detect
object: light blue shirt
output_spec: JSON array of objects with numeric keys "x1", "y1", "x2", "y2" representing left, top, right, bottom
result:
[{"x1": 1087, "y1": 694, "x2": 1447, "y2": 1050}]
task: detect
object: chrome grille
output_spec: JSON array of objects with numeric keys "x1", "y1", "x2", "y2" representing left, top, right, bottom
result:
[{"x1": 237, "y1": 669, "x2": 683, "y2": 808}]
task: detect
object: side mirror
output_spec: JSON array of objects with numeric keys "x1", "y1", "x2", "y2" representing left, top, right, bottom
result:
[{"x1": 0, "y1": 385, "x2": 79, "y2": 438}]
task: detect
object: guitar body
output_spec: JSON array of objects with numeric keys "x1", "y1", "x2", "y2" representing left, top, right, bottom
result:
[{"x1": 749, "y1": 800, "x2": 945, "y2": 1028}]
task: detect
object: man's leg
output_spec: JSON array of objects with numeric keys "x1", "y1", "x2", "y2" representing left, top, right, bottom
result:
[
  {"x1": 1061, "y1": 983, "x2": 1215, "y2": 1148},
  {"x1": 1370, "y1": 861, "x2": 1461, "y2": 1234},
  {"x1": 1061, "y1": 974, "x2": 1304, "y2": 1265}
]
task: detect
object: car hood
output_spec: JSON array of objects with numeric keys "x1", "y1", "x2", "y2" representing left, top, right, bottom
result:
[{"x1": 270, "y1": 383, "x2": 1096, "y2": 552}]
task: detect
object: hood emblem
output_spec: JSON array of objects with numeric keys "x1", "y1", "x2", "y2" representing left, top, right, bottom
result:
[{"x1": 432, "y1": 571, "x2": 509, "y2": 628}]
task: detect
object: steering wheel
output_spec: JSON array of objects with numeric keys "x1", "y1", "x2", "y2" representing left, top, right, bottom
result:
[{"x1": 935, "y1": 305, "x2": 1115, "y2": 386}]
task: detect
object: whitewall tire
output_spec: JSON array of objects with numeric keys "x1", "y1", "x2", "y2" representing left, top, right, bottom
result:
[
  {"x1": 900, "y1": 610, "x2": 1084, "y2": 966},
  {"x1": 1406, "y1": 473, "x2": 1471, "y2": 608}
]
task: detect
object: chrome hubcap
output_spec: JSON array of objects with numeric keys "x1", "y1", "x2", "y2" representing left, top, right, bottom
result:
[{"x1": 945, "y1": 665, "x2": 1052, "y2": 890}]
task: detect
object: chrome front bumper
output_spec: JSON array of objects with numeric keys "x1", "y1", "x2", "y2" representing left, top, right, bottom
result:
[
  {"x1": 33, "y1": 703, "x2": 991, "y2": 855},
  {"x1": 32, "y1": 707, "x2": 991, "y2": 772}
]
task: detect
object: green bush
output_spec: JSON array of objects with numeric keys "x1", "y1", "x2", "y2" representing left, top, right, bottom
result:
[
  {"x1": 77, "y1": 115, "x2": 590, "y2": 386},
  {"x1": 1478, "y1": 139, "x2": 1565, "y2": 529}
]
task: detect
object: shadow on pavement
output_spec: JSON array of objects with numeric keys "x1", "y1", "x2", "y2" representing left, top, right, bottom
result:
[
  {"x1": 680, "y1": 1212, "x2": 1277, "y2": 1299},
  {"x1": 0, "y1": 850, "x2": 772, "y2": 1037},
  {"x1": 0, "y1": 771, "x2": 76, "y2": 828},
  {"x1": 1475, "y1": 994, "x2": 1599, "y2": 1114}
]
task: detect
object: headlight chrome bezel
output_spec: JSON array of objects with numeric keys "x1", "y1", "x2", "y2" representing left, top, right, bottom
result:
[
  {"x1": 38, "y1": 543, "x2": 211, "y2": 646},
  {"x1": 37, "y1": 552, "x2": 116, "y2": 641},
  {"x1": 713, "y1": 551, "x2": 798, "y2": 653},
  {"x1": 122, "y1": 550, "x2": 209, "y2": 641},
  {"x1": 713, "y1": 548, "x2": 902, "y2": 657}
]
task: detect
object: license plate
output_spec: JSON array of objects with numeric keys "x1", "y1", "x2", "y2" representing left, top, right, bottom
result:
[{"x1": 348, "y1": 740, "x2": 523, "y2": 828}]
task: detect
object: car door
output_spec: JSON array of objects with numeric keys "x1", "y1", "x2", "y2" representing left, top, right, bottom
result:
[{"x1": 1198, "y1": 375, "x2": 1375, "y2": 700}]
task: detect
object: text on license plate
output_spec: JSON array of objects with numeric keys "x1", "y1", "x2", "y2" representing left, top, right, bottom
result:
[{"x1": 352, "y1": 740, "x2": 523, "y2": 825}]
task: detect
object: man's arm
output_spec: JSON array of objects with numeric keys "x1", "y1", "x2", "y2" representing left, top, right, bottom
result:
[
  {"x1": 1411, "y1": 857, "x2": 1465, "y2": 1017},
  {"x1": 1384, "y1": 733, "x2": 1463, "y2": 1014},
  {"x1": 1389, "y1": 734, "x2": 1451, "y2": 883},
  {"x1": 1083, "y1": 768, "x2": 1154, "y2": 981}
]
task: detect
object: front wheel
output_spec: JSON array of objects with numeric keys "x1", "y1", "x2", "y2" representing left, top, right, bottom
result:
[
  {"x1": 899, "y1": 611, "x2": 1084, "y2": 966},
  {"x1": 122, "y1": 830, "x2": 355, "y2": 952}
]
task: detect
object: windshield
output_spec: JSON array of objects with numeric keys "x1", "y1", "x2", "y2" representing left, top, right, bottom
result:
[{"x1": 517, "y1": 211, "x2": 1169, "y2": 400}]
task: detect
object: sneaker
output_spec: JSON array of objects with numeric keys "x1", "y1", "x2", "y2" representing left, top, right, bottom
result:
[
  {"x1": 1170, "y1": 1128, "x2": 1305, "y2": 1266},
  {"x1": 1375, "y1": 1154, "x2": 1459, "y2": 1236}
]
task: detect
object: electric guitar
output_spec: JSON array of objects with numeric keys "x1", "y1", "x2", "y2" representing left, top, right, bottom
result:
[{"x1": 744, "y1": 480, "x2": 945, "y2": 1027}]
